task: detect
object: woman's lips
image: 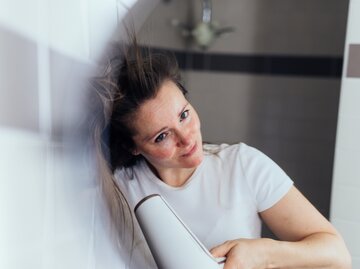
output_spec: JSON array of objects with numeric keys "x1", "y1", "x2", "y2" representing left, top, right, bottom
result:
[{"x1": 182, "y1": 143, "x2": 197, "y2": 157}]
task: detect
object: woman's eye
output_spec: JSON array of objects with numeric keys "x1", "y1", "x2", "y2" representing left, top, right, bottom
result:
[
  {"x1": 155, "y1": 133, "x2": 167, "y2": 143},
  {"x1": 180, "y1": 109, "x2": 190, "y2": 121}
]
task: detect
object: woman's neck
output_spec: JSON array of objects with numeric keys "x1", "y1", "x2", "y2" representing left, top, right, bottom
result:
[{"x1": 146, "y1": 162, "x2": 197, "y2": 187}]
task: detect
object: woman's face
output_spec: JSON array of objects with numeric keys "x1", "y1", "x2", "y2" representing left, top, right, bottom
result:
[{"x1": 131, "y1": 80, "x2": 204, "y2": 174}]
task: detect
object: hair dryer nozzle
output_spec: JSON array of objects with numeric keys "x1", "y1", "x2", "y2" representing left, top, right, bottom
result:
[{"x1": 134, "y1": 194, "x2": 224, "y2": 269}]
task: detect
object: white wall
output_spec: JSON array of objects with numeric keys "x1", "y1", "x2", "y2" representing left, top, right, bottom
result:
[
  {"x1": 0, "y1": 1, "x2": 158, "y2": 268},
  {"x1": 330, "y1": 0, "x2": 360, "y2": 267},
  {"x1": 0, "y1": 0, "x2": 118, "y2": 267}
]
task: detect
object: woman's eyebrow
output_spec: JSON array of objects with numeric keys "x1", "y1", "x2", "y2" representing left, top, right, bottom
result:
[
  {"x1": 178, "y1": 103, "x2": 189, "y2": 118},
  {"x1": 143, "y1": 127, "x2": 168, "y2": 142},
  {"x1": 143, "y1": 103, "x2": 189, "y2": 142}
]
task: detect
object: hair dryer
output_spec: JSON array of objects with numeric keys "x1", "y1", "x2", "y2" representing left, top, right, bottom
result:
[{"x1": 134, "y1": 194, "x2": 225, "y2": 269}]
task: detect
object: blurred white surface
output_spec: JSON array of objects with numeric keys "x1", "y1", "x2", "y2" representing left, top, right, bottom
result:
[
  {"x1": 0, "y1": 0, "x2": 118, "y2": 62},
  {"x1": 0, "y1": 0, "x2": 153, "y2": 268},
  {"x1": 0, "y1": 127, "x2": 125, "y2": 269},
  {"x1": 0, "y1": 128, "x2": 47, "y2": 268}
]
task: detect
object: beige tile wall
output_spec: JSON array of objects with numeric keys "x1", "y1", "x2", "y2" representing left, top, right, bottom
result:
[
  {"x1": 138, "y1": 0, "x2": 349, "y2": 237},
  {"x1": 186, "y1": 71, "x2": 340, "y2": 216},
  {"x1": 139, "y1": 0, "x2": 348, "y2": 55}
]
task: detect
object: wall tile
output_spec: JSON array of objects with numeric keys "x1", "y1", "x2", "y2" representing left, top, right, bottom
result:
[
  {"x1": 48, "y1": 48, "x2": 92, "y2": 138},
  {"x1": 0, "y1": 128, "x2": 47, "y2": 268},
  {"x1": 0, "y1": 0, "x2": 40, "y2": 43},
  {"x1": 0, "y1": 26, "x2": 39, "y2": 131},
  {"x1": 331, "y1": 185, "x2": 360, "y2": 223},
  {"x1": 346, "y1": 44, "x2": 360, "y2": 78},
  {"x1": 279, "y1": 138, "x2": 335, "y2": 164},
  {"x1": 335, "y1": 116, "x2": 360, "y2": 151},
  {"x1": 337, "y1": 79, "x2": 360, "y2": 118},
  {"x1": 88, "y1": 0, "x2": 118, "y2": 60},
  {"x1": 237, "y1": 75, "x2": 340, "y2": 121},
  {"x1": 331, "y1": 219, "x2": 360, "y2": 257},
  {"x1": 137, "y1": 0, "x2": 188, "y2": 50},
  {"x1": 139, "y1": 0, "x2": 348, "y2": 55},
  {"x1": 330, "y1": 0, "x2": 360, "y2": 265},
  {"x1": 333, "y1": 148, "x2": 360, "y2": 188},
  {"x1": 185, "y1": 71, "x2": 252, "y2": 143},
  {"x1": 186, "y1": 71, "x2": 338, "y2": 220},
  {"x1": 280, "y1": 118, "x2": 337, "y2": 141},
  {"x1": 47, "y1": 0, "x2": 90, "y2": 61},
  {"x1": 206, "y1": 0, "x2": 348, "y2": 55},
  {"x1": 345, "y1": 1, "x2": 360, "y2": 43},
  {"x1": 352, "y1": 257, "x2": 360, "y2": 269}
]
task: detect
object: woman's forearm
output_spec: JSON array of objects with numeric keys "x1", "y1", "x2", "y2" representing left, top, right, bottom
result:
[{"x1": 264, "y1": 232, "x2": 351, "y2": 269}]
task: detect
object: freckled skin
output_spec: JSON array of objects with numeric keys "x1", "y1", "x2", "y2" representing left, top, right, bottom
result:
[{"x1": 132, "y1": 80, "x2": 204, "y2": 185}]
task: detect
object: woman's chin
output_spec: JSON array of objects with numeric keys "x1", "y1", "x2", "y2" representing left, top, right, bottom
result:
[{"x1": 183, "y1": 151, "x2": 204, "y2": 168}]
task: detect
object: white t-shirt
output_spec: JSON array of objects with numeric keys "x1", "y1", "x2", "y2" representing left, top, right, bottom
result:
[{"x1": 115, "y1": 143, "x2": 293, "y2": 269}]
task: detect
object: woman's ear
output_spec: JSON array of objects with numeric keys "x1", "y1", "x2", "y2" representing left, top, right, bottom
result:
[{"x1": 132, "y1": 148, "x2": 140, "y2": 156}]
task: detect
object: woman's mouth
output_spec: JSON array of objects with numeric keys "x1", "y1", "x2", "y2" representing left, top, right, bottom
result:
[{"x1": 182, "y1": 143, "x2": 197, "y2": 157}]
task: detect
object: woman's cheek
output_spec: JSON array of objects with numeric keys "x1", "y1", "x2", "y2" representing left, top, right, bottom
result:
[
  {"x1": 191, "y1": 114, "x2": 201, "y2": 132},
  {"x1": 152, "y1": 143, "x2": 175, "y2": 159}
]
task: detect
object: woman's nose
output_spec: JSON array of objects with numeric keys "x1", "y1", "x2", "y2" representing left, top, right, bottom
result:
[{"x1": 176, "y1": 128, "x2": 192, "y2": 147}]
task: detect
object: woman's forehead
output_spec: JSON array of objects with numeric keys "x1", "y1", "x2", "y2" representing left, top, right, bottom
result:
[
  {"x1": 138, "y1": 81, "x2": 185, "y2": 116},
  {"x1": 132, "y1": 81, "x2": 188, "y2": 137}
]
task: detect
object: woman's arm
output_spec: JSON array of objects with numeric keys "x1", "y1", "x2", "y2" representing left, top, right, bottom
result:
[{"x1": 210, "y1": 186, "x2": 351, "y2": 269}]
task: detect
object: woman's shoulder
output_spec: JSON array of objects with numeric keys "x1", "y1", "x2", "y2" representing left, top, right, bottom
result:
[
  {"x1": 114, "y1": 159, "x2": 147, "y2": 182},
  {"x1": 203, "y1": 142, "x2": 253, "y2": 155},
  {"x1": 203, "y1": 142, "x2": 271, "y2": 168}
]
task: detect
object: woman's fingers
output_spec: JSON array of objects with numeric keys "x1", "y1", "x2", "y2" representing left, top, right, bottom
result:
[
  {"x1": 210, "y1": 239, "x2": 269, "y2": 269},
  {"x1": 210, "y1": 240, "x2": 236, "y2": 258}
]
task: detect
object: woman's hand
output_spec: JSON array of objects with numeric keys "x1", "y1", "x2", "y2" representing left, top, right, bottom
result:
[
  {"x1": 210, "y1": 238, "x2": 273, "y2": 269},
  {"x1": 209, "y1": 187, "x2": 351, "y2": 269}
]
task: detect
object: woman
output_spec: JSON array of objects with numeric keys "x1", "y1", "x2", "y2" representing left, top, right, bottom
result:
[{"x1": 91, "y1": 39, "x2": 351, "y2": 269}]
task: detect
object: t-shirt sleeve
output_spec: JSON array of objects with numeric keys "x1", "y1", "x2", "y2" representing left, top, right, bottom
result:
[{"x1": 238, "y1": 144, "x2": 293, "y2": 212}]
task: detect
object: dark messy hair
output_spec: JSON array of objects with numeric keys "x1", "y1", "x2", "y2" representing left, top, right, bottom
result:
[
  {"x1": 89, "y1": 33, "x2": 187, "y2": 255},
  {"x1": 108, "y1": 50, "x2": 187, "y2": 170}
]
